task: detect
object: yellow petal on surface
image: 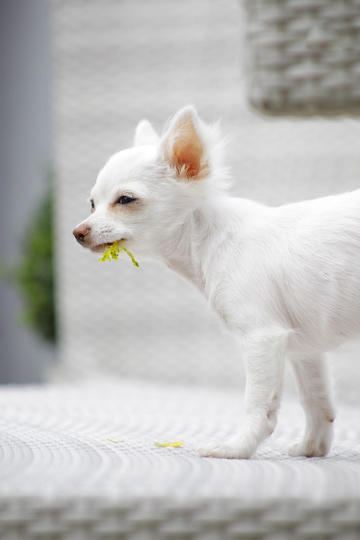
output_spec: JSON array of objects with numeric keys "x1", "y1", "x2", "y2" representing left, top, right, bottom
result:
[{"x1": 154, "y1": 440, "x2": 184, "y2": 448}]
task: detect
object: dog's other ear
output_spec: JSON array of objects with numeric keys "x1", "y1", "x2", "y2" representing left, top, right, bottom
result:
[
  {"x1": 134, "y1": 119, "x2": 159, "y2": 146},
  {"x1": 160, "y1": 106, "x2": 208, "y2": 180}
]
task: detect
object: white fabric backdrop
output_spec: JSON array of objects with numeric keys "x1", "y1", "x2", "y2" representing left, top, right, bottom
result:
[{"x1": 52, "y1": 0, "x2": 360, "y2": 403}]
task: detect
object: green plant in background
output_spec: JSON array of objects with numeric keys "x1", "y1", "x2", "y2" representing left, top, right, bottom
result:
[
  {"x1": 17, "y1": 188, "x2": 56, "y2": 343},
  {"x1": 1, "y1": 187, "x2": 56, "y2": 344}
]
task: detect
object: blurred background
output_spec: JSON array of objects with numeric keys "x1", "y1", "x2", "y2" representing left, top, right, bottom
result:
[
  {"x1": 0, "y1": 1, "x2": 53, "y2": 382},
  {"x1": 1, "y1": 0, "x2": 360, "y2": 404}
]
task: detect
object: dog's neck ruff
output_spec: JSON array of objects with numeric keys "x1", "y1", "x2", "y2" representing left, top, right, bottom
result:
[{"x1": 160, "y1": 194, "x2": 254, "y2": 296}]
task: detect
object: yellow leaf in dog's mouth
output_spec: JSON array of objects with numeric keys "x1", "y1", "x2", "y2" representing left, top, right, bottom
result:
[{"x1": 98, "y1": 240, "x2": 139, "y2": 267}]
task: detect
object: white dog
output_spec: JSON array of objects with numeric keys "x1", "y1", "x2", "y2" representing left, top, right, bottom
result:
[{"x1": 74, "y1": 105, "x2": 360, "y2": 459}]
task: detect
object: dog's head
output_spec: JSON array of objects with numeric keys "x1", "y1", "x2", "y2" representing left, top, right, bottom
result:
[{"x1": 73, "y1": 105, "x2": 226, "y2": 259}]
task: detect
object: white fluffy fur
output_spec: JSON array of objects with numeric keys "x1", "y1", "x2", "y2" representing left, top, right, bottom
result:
[{"x1": 74, "y1": 105, "x2": 360, "y2": 459}]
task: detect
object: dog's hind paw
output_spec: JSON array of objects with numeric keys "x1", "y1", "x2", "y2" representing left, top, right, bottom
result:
[{"x1": 288, "y1": 438, "x2": 330, "y2": 458}]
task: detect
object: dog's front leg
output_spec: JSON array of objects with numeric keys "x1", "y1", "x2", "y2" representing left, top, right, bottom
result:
[{"x1": 198, "y1": 327, "x2": 289, "y2": 459}]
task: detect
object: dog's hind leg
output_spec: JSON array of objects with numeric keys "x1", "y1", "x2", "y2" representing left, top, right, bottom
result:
[
  {"x1": 198, "y1": 327, "x2": 289, "y2": 459},
  {"x1": 288, "y1": 353, "x2": 335, "y2": 457}
]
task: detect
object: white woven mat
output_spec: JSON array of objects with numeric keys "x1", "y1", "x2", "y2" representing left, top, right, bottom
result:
[{"x1": 1, "y1": 379, "x2": 359, "y2": 502}]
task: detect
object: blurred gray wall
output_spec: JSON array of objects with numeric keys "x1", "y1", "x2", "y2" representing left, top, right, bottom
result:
[{"x1": 0, "y1": 0, "x2": 53, "y2": 383}]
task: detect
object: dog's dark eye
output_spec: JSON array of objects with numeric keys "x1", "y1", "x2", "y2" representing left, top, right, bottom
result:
[
  {"x1": 90, "y1": 199, "x2": 95, "y2": 212},
  {"x1": 117, "y1": 195, "x2": 136, "y2": 205}
]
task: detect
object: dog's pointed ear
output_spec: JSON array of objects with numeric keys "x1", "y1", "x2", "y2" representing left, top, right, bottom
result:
[
  {"x1": 160, "y1": 106, "x2": 209, "y2": 180},
  {"x1": 134, "y1": 119, "x2": 159, "y2": 146}
]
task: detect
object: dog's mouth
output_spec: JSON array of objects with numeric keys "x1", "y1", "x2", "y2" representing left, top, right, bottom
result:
[{"x1": 91, "y1": 239, "x2": 126, "y2": 253}]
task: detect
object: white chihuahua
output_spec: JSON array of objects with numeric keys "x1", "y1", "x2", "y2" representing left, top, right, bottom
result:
[{"x1": 74, "y1": 105, "x2": 360, "y2": 459}]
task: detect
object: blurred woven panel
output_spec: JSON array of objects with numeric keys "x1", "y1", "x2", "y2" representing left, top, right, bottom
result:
[{"x1": 242, "y1": 0, "x2": 360, "y2": 115}]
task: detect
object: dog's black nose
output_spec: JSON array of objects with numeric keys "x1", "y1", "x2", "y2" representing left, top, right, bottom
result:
[{"x1": 73, "y1": 224, "x2": 91, "y2": 245}]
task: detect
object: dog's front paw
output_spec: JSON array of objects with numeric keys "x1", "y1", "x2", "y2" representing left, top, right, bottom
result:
[{"x1": 197, "y1": 438, "x2": 254, "y2": 459}]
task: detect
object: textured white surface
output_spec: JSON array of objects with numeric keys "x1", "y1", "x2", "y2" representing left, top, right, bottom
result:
[{"x1": 1, "y1": 380, "x2": 360, "y2": 501}]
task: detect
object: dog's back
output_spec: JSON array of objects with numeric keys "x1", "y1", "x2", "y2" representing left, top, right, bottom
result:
[{"x1": 273, "y1": 189, "x2": 360, "y2": 351}]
